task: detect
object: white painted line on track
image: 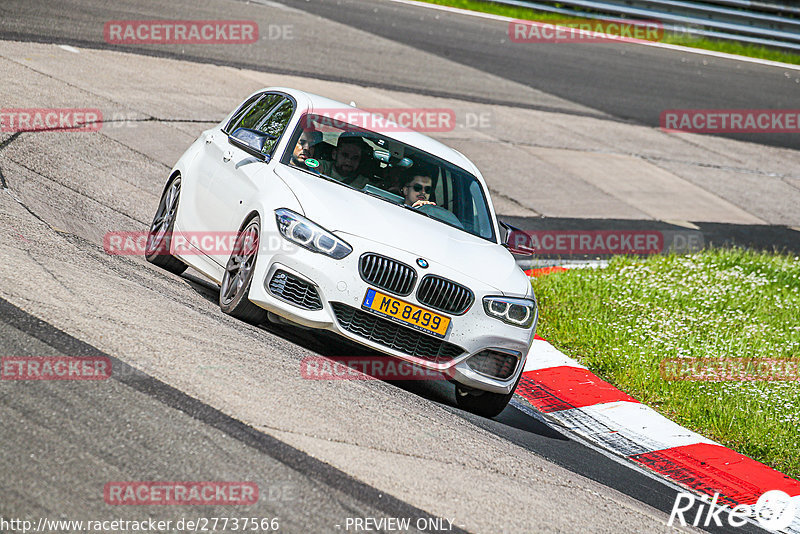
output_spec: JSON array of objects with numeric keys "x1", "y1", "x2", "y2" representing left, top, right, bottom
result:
[
  {"x1": 388, "y1": 0, "x2": 800, "y2": 72},
  {"x1": 509, "y1": 397, "x2": 695, "y2": 492},
  {"x1": 574, "y1": 401, "x2": 718, "y2": 451},
  {"x1": 510, "y1": 398, "x2": 778, "y2": 533},
  {"x1": 523, "y1": 338, "x2": 588, "y2": 372}
]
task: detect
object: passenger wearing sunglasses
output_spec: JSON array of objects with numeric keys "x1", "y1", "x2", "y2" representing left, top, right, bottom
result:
[{"x1": 402, "y1": 174, "x2": 436, "y2": 208}]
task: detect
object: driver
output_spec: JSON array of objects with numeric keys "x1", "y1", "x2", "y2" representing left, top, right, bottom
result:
[
  {"x1": 291, "y1": 127, "x2": 322, "y2": 167},
  {"x1": 401, "y1": 172, "x2": 436, "y2": 208}
]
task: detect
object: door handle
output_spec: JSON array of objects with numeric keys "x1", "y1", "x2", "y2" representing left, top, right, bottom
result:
[{"x1": 222, "y1": 150, "x2": 233, "y2": 162}]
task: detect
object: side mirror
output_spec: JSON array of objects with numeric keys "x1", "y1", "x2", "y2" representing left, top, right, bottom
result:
[
  {"x1": 228, "y1": 127, "x2": 277, "y2": 161},
  {"x1": 499, "y1": 221, "x2": 535, "y2": 257}
]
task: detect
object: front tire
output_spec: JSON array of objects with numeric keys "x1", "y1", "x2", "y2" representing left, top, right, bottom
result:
[
  {"x1": 455, "y1": 373, "x2": 521, "y2": 418},
  {"x1": 145, "y1": 175, "x2": 187, "y2": 275},
  {"x1": 219, "y1": 216, "x2": 267, "y2": 325}
]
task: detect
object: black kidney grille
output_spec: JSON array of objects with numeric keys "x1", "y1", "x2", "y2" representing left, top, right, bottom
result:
[
  {"x1": 466, "y1": 350, "x2": 519, "y2": 380},
  {"x1": 359, "y1": 254, "x2": 416, "y2": 296},
  {"x1": 331, "y1": 302, "x2": 464, "y2": 364},
  {"x1": 416, "y1": 275, "x2": 474, "y2": 315},
  {"x1": 268, "y1": 270, "x2": 323, "y2": 310}
]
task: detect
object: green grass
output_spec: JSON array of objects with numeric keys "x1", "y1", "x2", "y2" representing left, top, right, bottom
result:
[
  {"x1": 531, "y1": 249, "x2": 800, "y2": 478},
  {"x1": 417, "y1": 0, "x2": 800, "y2": 65}
]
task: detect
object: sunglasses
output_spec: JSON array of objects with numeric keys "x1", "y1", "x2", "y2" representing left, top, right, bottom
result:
[{"x1": 410, "y1": 183, "x2": 433, "y2": 194}]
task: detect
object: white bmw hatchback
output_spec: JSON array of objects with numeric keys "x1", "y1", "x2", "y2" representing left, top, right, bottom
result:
[{"x1": 146, "y1": 88, "x2": 537, "y2": 417}]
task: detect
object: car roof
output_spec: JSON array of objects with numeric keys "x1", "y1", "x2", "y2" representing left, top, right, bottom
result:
[{"x1": 265, "y1": 87, "x2": 482, "y2": 179}]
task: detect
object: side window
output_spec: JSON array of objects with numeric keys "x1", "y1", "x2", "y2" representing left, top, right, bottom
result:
[
  {"x1": 232, "y1": 94, "x2": 283, "y2": 133},
  {"x1": 225, "y1": 93, "x2": 267, "y2": 133},
  {"x1": 256, "y1": 98, "x2": 294, "y2": 155},
  {"x1": 226, "y1": 94, "x2": 294, "y2": 156}
]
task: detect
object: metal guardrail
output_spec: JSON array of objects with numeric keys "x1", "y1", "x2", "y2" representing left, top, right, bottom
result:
[
  {"x1": 702, "y1": 0, "x2": 800, "y2": 16},
  {"x1": 491, "y1": 0, "x2": 800, "y2": 52}
]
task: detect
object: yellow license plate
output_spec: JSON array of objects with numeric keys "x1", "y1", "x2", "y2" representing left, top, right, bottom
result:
[{"x1": 362, "y1": 289, "x2": 450, "y2": 338}]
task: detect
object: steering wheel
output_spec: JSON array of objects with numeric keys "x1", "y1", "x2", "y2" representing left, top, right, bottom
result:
[{"x1": 416, "y1": 204, "x2": 464, "y2": 229}]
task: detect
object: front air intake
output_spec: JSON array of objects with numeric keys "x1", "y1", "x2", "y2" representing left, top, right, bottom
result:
[
  {"x1": 466, "y1": 350, "x2": 519, "y2": 379},
  {"x1": 330, "y1": 302, "x2": 464, "y2": 364},
  {"x1": 268, "y1": 270, "x2": 323, "y2": 310}
]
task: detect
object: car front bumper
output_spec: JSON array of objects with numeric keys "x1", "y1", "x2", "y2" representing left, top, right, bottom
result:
[{"x1": 247, "y1": 233, "x2": 536, "y2": 394}]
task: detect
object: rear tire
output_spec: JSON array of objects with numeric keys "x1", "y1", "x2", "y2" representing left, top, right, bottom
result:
[
  {"x1": 219, "y1": 216, "x2": 268, "y2": 325},
  {"x1": 454, "y1": 373, "x2": 521, "y2": 418},
  {"x1": 145, "y1": 175, "x2": 187, "y2": 275}
]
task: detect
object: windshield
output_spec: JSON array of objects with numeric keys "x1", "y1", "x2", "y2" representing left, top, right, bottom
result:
[{"x1": 280, "y1": 113, "x2": 496, "y2": 241}]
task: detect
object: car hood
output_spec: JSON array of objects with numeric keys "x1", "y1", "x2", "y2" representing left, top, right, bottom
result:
[{"x1": 274, "y1": 165, "x2": 527, "y2": 294}]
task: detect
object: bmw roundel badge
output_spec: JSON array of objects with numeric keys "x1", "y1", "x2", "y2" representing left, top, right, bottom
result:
[{"x1": 416, "y1": 258, "x2": 428, "y2": 268}]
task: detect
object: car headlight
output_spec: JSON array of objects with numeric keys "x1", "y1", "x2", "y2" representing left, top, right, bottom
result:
[
  {"x1": 275, "y1": 208, "x2": 352, "y2": 259},
  {"x1": 482, "y1": 296, "x2": 537, "y2": 328}
]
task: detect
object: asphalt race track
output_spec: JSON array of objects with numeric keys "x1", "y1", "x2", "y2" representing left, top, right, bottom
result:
[
  {"x1": 0, "y1": 0, "x2": 795, "y2": 532},
  {"x1": 4, "y1": 0, "x2": 800, "y2": 149}
]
